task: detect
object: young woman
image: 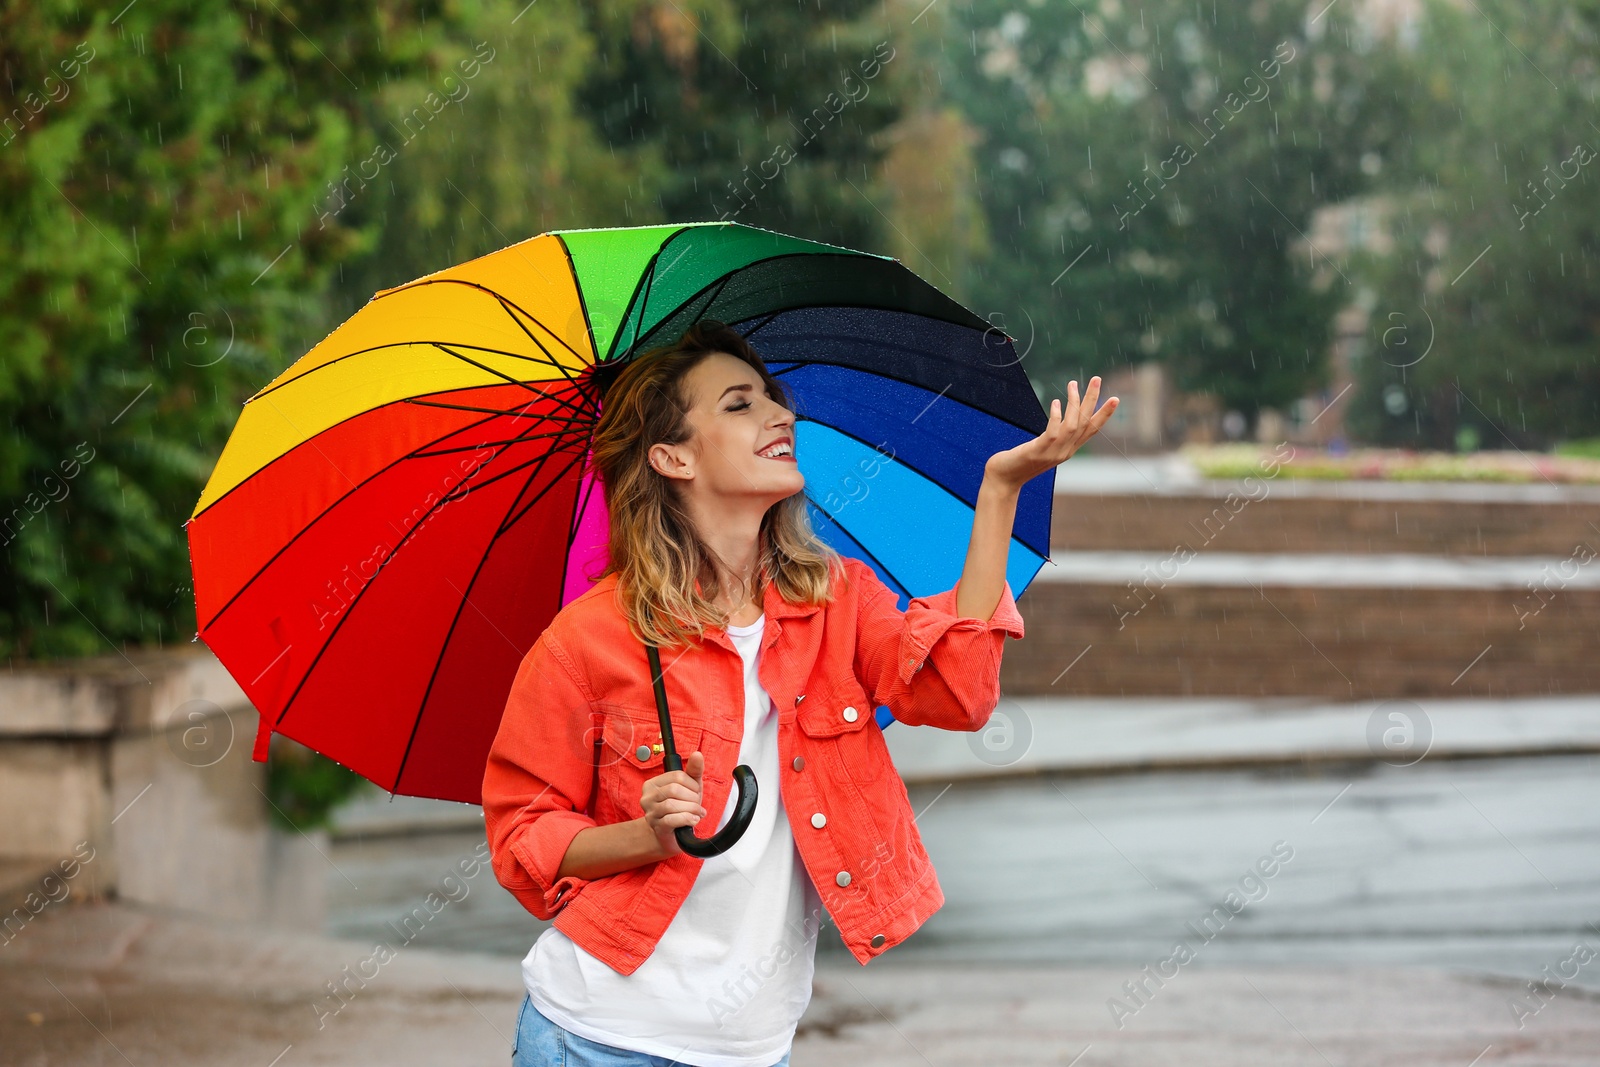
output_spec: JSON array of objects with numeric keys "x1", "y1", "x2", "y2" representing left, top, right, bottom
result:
[{"x1": 483, "y1": 320, "x2": 1116, "y2": 1067}]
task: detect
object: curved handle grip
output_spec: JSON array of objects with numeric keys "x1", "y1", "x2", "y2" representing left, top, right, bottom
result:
[
  {"x1": 662, "y1": 755, "x2": 758, "y2": 858},
  {"x1": 646, "y1": 642, "x2": 758, "y2": 859}
]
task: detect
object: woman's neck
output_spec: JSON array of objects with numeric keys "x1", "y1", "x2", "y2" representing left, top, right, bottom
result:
[{"x1": 686, "y1": 497, "x2": 766, "y2": 625}]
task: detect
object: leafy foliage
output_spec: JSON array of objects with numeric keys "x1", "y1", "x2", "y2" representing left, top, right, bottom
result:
[
  {"x1": 893, "y1": 0, "x2": 1421, "y2": 425},
  {"x1": 265, "y1": 736, "x2": 367, "y2": 831},
  {"x1": 1347, "y1": 0, "x2": 1600, "y2": 450},
  {"x1": 0, "y1": 0, "x2": 465, "y2": 660}
]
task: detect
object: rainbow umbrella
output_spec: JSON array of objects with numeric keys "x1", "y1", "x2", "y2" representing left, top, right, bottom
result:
[{"x1": 187, "y1": 222, "x2": 1052, "y2": 804}]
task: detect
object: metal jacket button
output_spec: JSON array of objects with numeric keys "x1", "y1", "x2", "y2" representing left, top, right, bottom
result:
[
  {"x1": 811, "y1": 812, "x2": 826, "y2": 828},
  {"x1": 835, "y1": 870, "x2": 851, "y2": 887},
  {"x1": 635, "y1": 745, "x2": 652, "y2": 761},
  {"x1": 792, "y1": 756, "x2": 805, "y2": 771},
  {"x1": 842, "y1": 706, "x2": 858, "y2": 722},
  {"x1": 871, "y1": 934, "x2": 886, "y2": 948}
]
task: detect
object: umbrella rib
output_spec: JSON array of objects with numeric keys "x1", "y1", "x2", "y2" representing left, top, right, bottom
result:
[
  {"x1": 381, "y1": 278, "x2": 592, "y2": 374},
  {"x1": 366, "y1": 276, "x2": 593, "y2": 366},
  {"x1": 549, "y1": 461, "x2": 601, "y2": 603},
  {"x1": 431, "y1": 342, "x2": 596, "y2": 423},
  {"x1": 389, "y1": 442, "x2": 592, "y2": 794},
  {"x1": 448, "y1": 438, "x2": 588, "y2": 516},
  {"x1": 613, "y1": 253, "x2": 923, "y2": 357},
  {"x1": 403, "y1": 397, "x2": 589, "y2": 420},
  {"x1": 485, "y1": 290, "x2": 597, "y2": 403},
  {"x1": 810, "y1": 503, "x2": 913, "y2": 603},
  {"x1": 738, "y1": 311, "x2": 784, "y2": 340},
  {"x1": 610, "y1": 255, "x2": 661, "y2": 362},
  {"x1": 801, "y1": 405, "x2": 1051, "y2": 558},
  {"x1": 266, "y1": 415, "x2": 585, "y2": 737},
  {"x1": 473, "y1": 280, "x2": 591, "y2": 364},
  {"x1": 408, "y1": 411, "x2": 588, "y2": 512},
  {"x1": 761, "y1": 353, "x2": 1044, "y2": 437},
  {"x1": 496, "y1": 443, "x2": 594, "y2": 537},
  {"x1": 251, "y1": 337, "x2": 584, "y2": 404},
  {"x1": 684, "y1": 270, "x2": 737, "y2": 326},
  {"x1": 614, "y1": 257, "x2": 749, "y2": 359},
  {"x1": 598, "y1": 225, "x2": 691, "y2": 361},
  {"x1": 611, "y1": 243, "x2": 832, "y2": 363},
  {"x1": 198, "y1": 383, "x2": 586, "y2": 631},
  {"x1": 564, "y1": 455, "x2": 600, "y2": 548},
  {"x1": 797, "y1": 411, "x2": 1041, "y2": 522},
  {"x1": 412, "y1": 427, "x2": 588, "y2": 458}
]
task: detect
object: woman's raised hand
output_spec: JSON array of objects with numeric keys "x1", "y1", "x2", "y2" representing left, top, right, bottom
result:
[
  {"x1": 642, "y1": 750, "x2": 707, "y2": 858},
  {"x1": 983, "y1": 376, "x2": 1119, "y2": 491}
]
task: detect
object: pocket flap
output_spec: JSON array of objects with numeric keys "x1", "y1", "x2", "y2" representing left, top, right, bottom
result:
[
  {"x1": 599, "y1": 703, "x2": 703, "y2": 771},
  {"x1": 795, "y1": 679, "x2": 873, "y2": 738}
]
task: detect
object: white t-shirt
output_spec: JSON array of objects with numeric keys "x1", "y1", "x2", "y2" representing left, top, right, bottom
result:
[{"x1": 523, "y1": 613, "x2": 822, "y2": 1067}]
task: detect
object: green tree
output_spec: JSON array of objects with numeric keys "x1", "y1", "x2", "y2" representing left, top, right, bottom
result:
[
  {"x1": 327, "y1": 0, "x2": 907, "y2": 336},
  {"x1": 575, "y1": 0, "x2": 903, "y2": 251},
  {"x1": 327, "y1": 0, "x2": 662, "y2": 315},
  {"x1": 1348, "y1": 0, "x2": 1600, "y2": 451},
  {"x1": 0, "y1": 0, "x2": 465, "y2": 660},
  {"x1": 907, "y1": 0, "x2": 1418, "y2": 425}
]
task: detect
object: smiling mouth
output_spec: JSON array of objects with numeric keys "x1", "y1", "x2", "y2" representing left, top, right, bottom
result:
[{"x1": 757, "y1": 441, "x2": 795, "y2": 460}]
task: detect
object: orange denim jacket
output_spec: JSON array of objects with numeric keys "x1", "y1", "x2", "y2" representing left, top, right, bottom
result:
[{"x1": 481, "y1": 555, "x2": 1025, "y2": 973}]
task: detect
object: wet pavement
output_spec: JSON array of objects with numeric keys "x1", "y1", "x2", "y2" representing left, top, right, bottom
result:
[
  {"x1": 6, "y1": 751, "x2": 1593, "y2": 1067},
  {"x1": 8, "y1": 900, "x2": 1598, "y2": 1066},
  {"x1": 7, "y1": 753, "x2": 1596, "y2": 1066},
  {"x1": 327, "y1": 753, "x2": 1600, "y2": 981}
]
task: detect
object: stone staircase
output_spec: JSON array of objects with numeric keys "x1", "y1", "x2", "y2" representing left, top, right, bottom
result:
[{"x1": 1002, "y1": 474, "x2": 1600, "y2": 699}]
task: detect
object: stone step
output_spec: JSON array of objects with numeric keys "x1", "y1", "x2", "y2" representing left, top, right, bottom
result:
[
  {"x1": 1052, "y1": 489, "x2": 1600, "y2": 557},
  {"x1": 1004, "y1": 580, "x2": 1600, "y2": 698},
  {"x1": 1032, "y1": 551, "x2": 1600, "y2": 589}
]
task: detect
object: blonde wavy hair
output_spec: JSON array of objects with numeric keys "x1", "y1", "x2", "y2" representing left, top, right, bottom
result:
[{"x1": 589, "y1": 320, "x2": 844, "y2": 649}]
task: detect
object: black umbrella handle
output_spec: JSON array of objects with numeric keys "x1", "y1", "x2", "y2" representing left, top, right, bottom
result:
[{"x1": 646, "y1": 643, "x2": 758, "y2": 859}]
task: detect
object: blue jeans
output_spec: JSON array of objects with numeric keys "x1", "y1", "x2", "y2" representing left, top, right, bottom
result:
[{"x1": 512, "y1": 994, "x2": 793, "y2": 1067}]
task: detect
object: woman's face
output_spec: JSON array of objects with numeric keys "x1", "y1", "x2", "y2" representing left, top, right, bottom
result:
[{"x1": 648, "y1": 351, "x2": 805, "y2": 510}]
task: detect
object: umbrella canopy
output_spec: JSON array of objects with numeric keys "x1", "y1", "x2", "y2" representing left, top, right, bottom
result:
[{"x1": 187, "y1": 222, "x2": 1052, "y2": 803}]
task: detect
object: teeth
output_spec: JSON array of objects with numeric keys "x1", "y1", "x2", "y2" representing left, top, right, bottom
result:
[{"x1": 760, "y1": 443, "x2": 792, "y2": 458}]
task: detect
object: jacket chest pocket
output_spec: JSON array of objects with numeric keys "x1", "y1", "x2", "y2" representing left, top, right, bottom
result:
[
  {"x1": 795, "y1": 675, "x2": 883, "y2": 780},
  {"x1": 595, "y1": 703, "x2": 704, "y2": 826}
]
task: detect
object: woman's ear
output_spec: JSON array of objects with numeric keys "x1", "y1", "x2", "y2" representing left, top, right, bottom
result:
[{"x1": 648, "y1": 441, "x2": 694, "y2": 481}]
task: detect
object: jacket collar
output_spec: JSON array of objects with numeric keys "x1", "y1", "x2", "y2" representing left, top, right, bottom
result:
[
  {"x1": 694, "y1": 577, "x2": 818, "y2": 654},
  {"x1": 586, "y1": 571, "x2": 819, "y2": 653},
  {"x1": 761, "y1": 576, "x2": 823, "y2": 622}
]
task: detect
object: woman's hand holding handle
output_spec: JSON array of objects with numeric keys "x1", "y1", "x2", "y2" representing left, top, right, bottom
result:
[{"x1": 642, "y1": 750, "x2": 706, "y2": 859}]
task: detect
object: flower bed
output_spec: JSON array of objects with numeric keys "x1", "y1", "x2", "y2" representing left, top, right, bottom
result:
[{"x1": 1180, "y1": 443, "x2": 1600, "y2": 484}]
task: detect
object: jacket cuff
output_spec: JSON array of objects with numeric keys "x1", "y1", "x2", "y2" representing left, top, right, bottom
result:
[
  {"x1": 898, "y1": 578, "x2": 1026, "y2": 685},
  {"x1": 509, "y1": 808, "x2": 598, "y2": 915}
]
